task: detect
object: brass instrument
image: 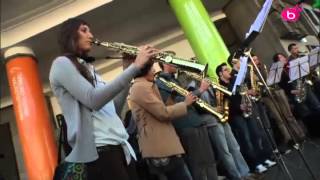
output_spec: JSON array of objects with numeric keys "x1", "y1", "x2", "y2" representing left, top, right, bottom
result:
[
  {"x1": 216, "y1": 90, "x2": 229, "y2": 123},
  {"x1": 92, "y1": 39, "x2": 207, "y2": 73},
  {"x1": 294, "y1": 79, "x2": 307, "y2": 103},
  {"x1": 239, "y1": 84, "x2": 252, "y2": 118},
  {"x1": 248, "y1": 64, "x2": 262, "y2": 101},
  {"x1": 158, "y1": 77, "x2": 228, "y2": 122},
  {"x1": 178, "y1": 70, "x2": 232, "y2": 96}
]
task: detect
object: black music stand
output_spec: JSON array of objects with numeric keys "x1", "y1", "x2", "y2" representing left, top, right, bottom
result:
[
  {"x1": 289, "y1": 56, "x2": 310, "y2": 83},
  {"x1": 245, "y1": 51, "x2": 317, "y2": 180},
  {"x1": 266, "y1": 61, "x2": 285, "y2": 87}
]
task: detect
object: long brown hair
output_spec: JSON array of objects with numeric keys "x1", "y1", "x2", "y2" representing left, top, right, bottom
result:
[{"x1": 58, "y1": 18, "x2": 94, "y2": 86}]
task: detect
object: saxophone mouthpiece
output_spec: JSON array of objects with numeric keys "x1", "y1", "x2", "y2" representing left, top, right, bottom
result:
[{"x1": 92, "y1": 39, "x2": 101, "y2": 46}]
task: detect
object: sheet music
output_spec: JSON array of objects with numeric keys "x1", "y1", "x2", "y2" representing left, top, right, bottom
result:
[
  {"x1": 267, "y1": 61, "x2": 284, "y2": 85},
  {"x1": 275, "y1": 61, "x2": 284, "y2": 84},
  {"x1": 309, "y1": 47, "x2": 320, "y2": 67},
  {"x1": 246, "y1": 0, "x2": 273, "y2": 38},
  {"x1": 232, "y1": 56, "x2": 248, "y2": 94},
  {"x1": 289, "y1": 56, "x2": 310, "y2": 81}
]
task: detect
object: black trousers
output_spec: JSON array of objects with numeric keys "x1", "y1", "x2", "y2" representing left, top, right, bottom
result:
[
  {"x1": 176, "y1": 126, "x2": 218, "y2": 180},
  {"x1": 86, "y1": 145, "x2": 139, "y2": 180}
]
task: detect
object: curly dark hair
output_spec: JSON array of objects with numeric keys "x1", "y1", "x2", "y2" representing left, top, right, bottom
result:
[
  {"x1": 216, "y1": 62, "x2": 227, "y2": 78},
  {"x1": 272, "y1": 53, "x2": 287, "y2": 62},
  {"x1": 134, "y1": 60, "x2": 154, "y2": 78}
]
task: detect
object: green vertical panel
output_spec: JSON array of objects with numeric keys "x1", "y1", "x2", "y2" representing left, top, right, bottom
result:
[{"x1": 169, "y1": 0, "x2": 229, "y2": 79}]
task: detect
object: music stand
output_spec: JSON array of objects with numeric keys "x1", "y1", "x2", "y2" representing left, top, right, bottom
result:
[
  {"x1": 267, "y1": 61, "x2": 285, "y2": 86},
  {"x1": 245, "y1": 52, "x2": 317, "y2": 180},
  {"x1": 236, "y1": 28, "x2": 296, "y2": 180},
  {"x1": 308, "y1": 47, "x2": 320, "y2": 68},
  {"x1": 289, "y1": 56, "x2": 310, "y2": 83},
  {"x1": 308, "y1": 48, "x2": 320, "y2": 79},
  {"x1": 231, "y1": 56, "x2": 249, "y2": 94}
]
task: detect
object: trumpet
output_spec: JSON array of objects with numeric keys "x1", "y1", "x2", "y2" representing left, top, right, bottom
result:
[
  {"x1": 92, "y1": 39, "x2": 207, "y2": 74},
  {"x1": 178, "y1": 70, "x2": 232, "y2": 96},
  {"x1": 158, "y1": 77, "x2": 228, "y2": 122}
]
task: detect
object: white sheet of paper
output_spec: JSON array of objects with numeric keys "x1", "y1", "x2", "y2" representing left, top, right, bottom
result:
[
  {"x1": 267, "y1": 61, "x2": 284, "y2": 85},
  {"x1": 246, "y1": 0, "x2": 273, "y2": 38},
  {"x1": 289, "y1": 56, "x2": 310, "y2": 81},
  {"x1": 309, "y1": 47, "x2": 320, "y2": 67},
  {"x1": 275, "y1": 61, "x2": 284, "y2": 84},
  {"x1": 232, "y1": 56, "x2": 248, "y2": 94},
  {"x1": 267, "y1": 68, "x2": 276, "y2": 86}
]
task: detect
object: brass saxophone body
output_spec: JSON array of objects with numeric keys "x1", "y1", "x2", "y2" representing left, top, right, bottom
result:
[
  {"x1": 178, "y1": 70, "x2": 232, "y2": 96},
  {"x1": 239, "y1": 84, "x2": 253, "y2": 118},
  {"x1": 248, "y1": 64, "x2": 262, "y2": 101},
  {"x1": 92, "y1": 39, "x2": 206, "y2": 74},
  {"x1": 294, "y1": 79, "x2": 307, "y2": 103},
  {"x1": 158, "y1": 77, "x2": 228, "y2": 122},
  {"x1": 216, "y1": 90, "x2": 229, "y2": 123}
]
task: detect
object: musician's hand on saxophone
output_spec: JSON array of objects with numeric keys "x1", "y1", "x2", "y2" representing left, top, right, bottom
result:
[
  {"x1": 291, "y1": 89, "x2": 300, "y2": 95},
  {"x1": 247, "y1": 89, "x2": 257, "y2": 96},
  {"x1": 134, "y1": 45, "x2": 159, "y2": 68},
  {"x1": 240, "y1": 104, "x2": 248, "y2": 111},
  {"x1": 216, "y1": 105, "x2": 224, "y2": 113},
  {"x1": 184, "y1": 92, "x2": 197, "y2": 106}
]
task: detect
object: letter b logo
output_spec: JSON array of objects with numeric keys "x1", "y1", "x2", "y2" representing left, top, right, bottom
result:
[
  {"x1": 286, "y1": 11, "x2": 296, "y2": 20},
  {"x1": 281, "y1": 5, "x2": 302, "y2": 22}
]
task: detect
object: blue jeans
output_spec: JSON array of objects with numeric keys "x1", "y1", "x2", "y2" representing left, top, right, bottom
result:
[
  {"x1": 229, "y1": 114, "x2": 272, "y2": 170},
  {"x1": 208, "y1": 123, "x2": 250, "y2": 180}
]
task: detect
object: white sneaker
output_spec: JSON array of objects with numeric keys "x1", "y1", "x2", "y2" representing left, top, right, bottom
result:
[
  {"x1": 255, "y1": 164, "x2": 268, "y2": 173},
  {"x1": 264, "y1": 159, "x2": 277, "y2": 168}
]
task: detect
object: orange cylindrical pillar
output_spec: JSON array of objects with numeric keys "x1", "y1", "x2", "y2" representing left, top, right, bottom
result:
[{"x1": 4, "y1": 47, "x2": 57, "y2": 180}]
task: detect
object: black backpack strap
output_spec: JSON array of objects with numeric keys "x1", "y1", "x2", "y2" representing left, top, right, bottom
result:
[
  {"x1": 56, "y1": 114, "x2": 72, "y2": 163},
  {"x1": 56, "y1": 114, "x2": 64, "y2": 163}
]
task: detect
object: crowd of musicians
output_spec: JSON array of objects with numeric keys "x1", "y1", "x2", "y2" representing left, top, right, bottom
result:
[{"x1": 50, "y1": 18, "x2": 320, "y2": 180}]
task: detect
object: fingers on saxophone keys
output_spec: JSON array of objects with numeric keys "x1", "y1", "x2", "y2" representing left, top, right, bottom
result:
[
  {"x1": 187, "y1": 92, "x2": 198, "y2": 102},
  {"x1": 143, "y1": 45, "x2": 159, "y2": 56}
]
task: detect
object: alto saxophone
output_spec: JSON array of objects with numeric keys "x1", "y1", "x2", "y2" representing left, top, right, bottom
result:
[
  {"x1": 248, "y1": 64, "x2": 262, "y2": 101},
  {"x1": 158, "y1": 77, "x2": 227, "y2": 122},
  {"x1": 178, "y1": 70, "x2": 232, "y2": 96},
  {"x1": 294, "y1": 79, "x2": 307, "y2": 103},
  {"x1": 92, "y1": 39, "x2": 206, "y2": 74},
  {"x1": 239, "y1": 84, "x2": 252, "y2": 118},
  {"x1": 216, "y1": 90, "x2": 229, "y2": 123}
]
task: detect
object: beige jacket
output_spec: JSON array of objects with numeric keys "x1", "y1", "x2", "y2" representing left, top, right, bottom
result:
[{"x1": 129, "y1": 77, "x2": 187, "y2": 158}]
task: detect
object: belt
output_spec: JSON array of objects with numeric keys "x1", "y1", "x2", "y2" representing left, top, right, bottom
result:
[
  {"x1": 146, "y1": 154, "x2": 182, "y2": 161},
  {"x1": 96, "y1": 145, "x2": 122, "y2": 153}
]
